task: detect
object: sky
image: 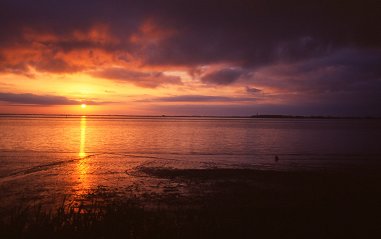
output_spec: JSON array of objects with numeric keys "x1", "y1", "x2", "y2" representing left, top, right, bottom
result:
[{"x1": 0, "y1": 0, "x2": 380, "y2": 116}]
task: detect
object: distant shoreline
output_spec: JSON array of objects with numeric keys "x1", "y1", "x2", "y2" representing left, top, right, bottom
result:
[
  {"x1": 0, "y1": 113, "x2": 380, "y2": 119},
  {"x1": 250, "y1": 114, "x2": 381, "y2": 119}
]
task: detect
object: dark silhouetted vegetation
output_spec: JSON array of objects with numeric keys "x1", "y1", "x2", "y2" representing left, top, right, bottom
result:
[{"x1": 1, "y1": 168, "x2": 381, "y2": 238}]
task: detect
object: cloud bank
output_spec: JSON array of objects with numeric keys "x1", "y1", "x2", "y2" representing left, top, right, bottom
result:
[
  {"x1": 0, "y1": 0, "x2": 380, "y2": 115},
  {"x1": 0, "y1": 92, "x2": 109, "y2": 105}
]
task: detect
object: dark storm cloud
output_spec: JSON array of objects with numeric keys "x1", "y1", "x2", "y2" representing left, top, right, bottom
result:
[
  {"x1": 138, "y1": 95, "x2": 256, "y2": 103},
  {"x1": 201, "y1": 68, "x2": 246, "y2": 85},
  {"x1": 1, "y1": 0, "x2": 380, "y2": 68},
  {"x1": 251, "y1": 49, "x2": 381, "y2": 94},
  {"x1": 92, "y1": 68, "x2": 182, "y2": 88},
  {"x1": 0, "y1": 92, "x2": 109, "y2": 105},
  {"x1": 136, "y1": 0, "x2": 381, "y2": 66},
  {"x1": 245, "y1": 49, "x2": 381, "y2": 115}
]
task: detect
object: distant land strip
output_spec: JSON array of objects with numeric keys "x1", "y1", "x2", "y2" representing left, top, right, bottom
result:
[{"x1": 0, "y1": 114, "x2": 380, "y2": 119}]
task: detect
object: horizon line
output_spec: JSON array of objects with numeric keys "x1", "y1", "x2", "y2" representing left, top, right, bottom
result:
[{"x1": 0, "y1": 113, "x2": 380, "y2": 119}]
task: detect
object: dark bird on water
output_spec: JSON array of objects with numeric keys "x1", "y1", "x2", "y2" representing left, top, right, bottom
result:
[{"x1": 275, "y1": 155, "x2": 279, "y2": 162}]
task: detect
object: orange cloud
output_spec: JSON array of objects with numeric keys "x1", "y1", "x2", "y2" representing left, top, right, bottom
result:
[
  {"x1": 129, "y1": 19, "x2": 176, "y2": 45},
  {"x1": 0, "y1": 24, "x2": 124, "y2": 74},
  {"x1": 0, "y1": 21, "x2": 183, "y2": 79}
]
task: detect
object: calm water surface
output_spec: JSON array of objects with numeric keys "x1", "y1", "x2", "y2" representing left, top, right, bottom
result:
[{"x1": 0, "y1": 116, "x2": 381, "y2": 208}]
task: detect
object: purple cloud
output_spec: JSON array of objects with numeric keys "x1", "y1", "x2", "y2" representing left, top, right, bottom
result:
[
  {"x1": 201, "y1": 68, "x2": 245, "y2": 85},
  {"x1": 138, "y1": 95, "x2": 257, "y2": 103},
  {"x1": 92, "y1": 68, "x2": 182, "y2": 88},
  {"x1": 0, "y1": 92, "x2": 110, "y2": 105},
  {"x1": 245, "y1": 86, "x2": 262, "y2": 94}
]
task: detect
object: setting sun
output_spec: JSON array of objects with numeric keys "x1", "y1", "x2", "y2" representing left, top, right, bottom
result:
[{"x1": 0, "y1": 1, "x2": 380, "y2": 238}]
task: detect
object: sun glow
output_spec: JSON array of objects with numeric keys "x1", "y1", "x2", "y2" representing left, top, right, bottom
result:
[{"x1": 81, "y1": 103, "x2": 87, "y2": 109}]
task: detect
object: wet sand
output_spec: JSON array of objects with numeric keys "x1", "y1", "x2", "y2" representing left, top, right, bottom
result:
[{"x1": 1, "y1": 165, "x2": 381, "y2": 238}]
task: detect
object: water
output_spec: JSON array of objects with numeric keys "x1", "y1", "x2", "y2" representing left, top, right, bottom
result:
[{"x1": 1, "y1": 115, "x2": 381, "y2": 209}]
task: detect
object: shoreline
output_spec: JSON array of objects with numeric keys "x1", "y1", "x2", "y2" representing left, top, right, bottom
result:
[{"x1": 1, "y1": 166, "x2": 381, "y2": 238}]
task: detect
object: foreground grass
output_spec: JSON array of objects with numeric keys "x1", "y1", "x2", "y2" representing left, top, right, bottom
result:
[{"x1": 1, "y1": 168, "x2": 381, "y2": 238}]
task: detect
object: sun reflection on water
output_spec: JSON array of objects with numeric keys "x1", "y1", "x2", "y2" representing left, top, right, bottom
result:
[
  {"x1": 76, "y1": 116, "x2": 89, "y2": 194},
  {"x1": 79, "y1": 116, "x2": 87, "y2": 158}
]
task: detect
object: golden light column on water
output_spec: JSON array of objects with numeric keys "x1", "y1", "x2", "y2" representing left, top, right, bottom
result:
[
  {"x1": 76, "y1": 115, "x2": 89, "y2": 194},
  {"x1": 79, "y1": 115, "x2": 87, "y2": 158}
]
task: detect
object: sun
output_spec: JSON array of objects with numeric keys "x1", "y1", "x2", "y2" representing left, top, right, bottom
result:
[{"x1": 81, "y1": 104, "x2": 87, "y2": 109}]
